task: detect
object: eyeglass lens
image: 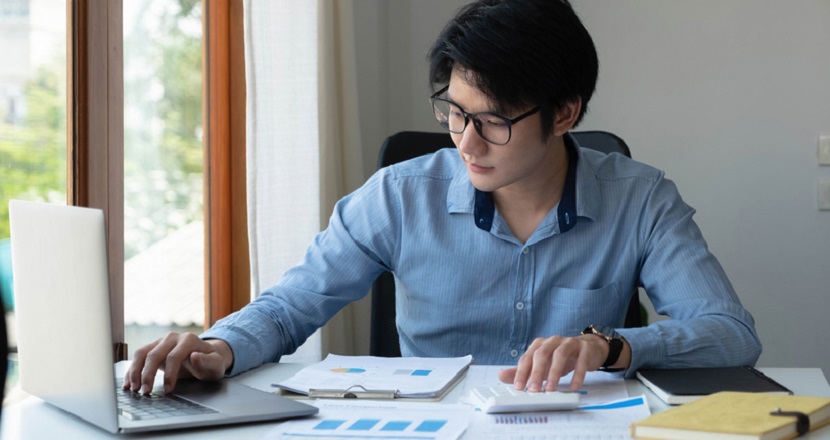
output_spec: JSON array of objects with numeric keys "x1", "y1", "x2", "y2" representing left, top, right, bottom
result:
[{"x1": 432, "y1": 99, "x2": 511, "y2": 145}]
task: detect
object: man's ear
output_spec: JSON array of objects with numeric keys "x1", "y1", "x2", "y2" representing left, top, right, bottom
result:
[{"x1": 552, "y1": 98, "x2": 582, "y2": 137}]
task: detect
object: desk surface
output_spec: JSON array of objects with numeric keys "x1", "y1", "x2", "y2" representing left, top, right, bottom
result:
[{"x1": 3, "y1": 365, "x2": 830, "y2": 439}]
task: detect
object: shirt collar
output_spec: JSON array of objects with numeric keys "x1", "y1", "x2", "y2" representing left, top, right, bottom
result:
[{"x1": 446, "y1": 132, "x2": 600, "y2": 233}]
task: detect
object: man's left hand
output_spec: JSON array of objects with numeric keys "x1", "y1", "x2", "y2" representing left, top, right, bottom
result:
[{"x1": 498, "y1": 334, "x2": 630, "y2": 392}]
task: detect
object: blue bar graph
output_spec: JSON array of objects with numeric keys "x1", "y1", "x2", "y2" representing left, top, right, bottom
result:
[
  {"x1": 313, "y1": 420, "x2": 347, "y2": 430},
  {"x1": 309, "y1": 418, "x2": 450, "y2": 436},
  {"x1": 380, "y1": 421, "x2": 412, "y2": 431},
  {"x1": 348, "y1": 419, "x2": 381, "y2": 431},
  {"x1": 414, "y1": 420, "x2": 447, "y2": 433}
]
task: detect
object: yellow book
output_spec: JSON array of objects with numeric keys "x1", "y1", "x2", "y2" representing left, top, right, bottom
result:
[{"x1": 631, "y1": 391, "x2": 830, "y2": 440}]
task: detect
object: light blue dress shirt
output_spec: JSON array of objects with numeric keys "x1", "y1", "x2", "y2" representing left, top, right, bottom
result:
[{"x1": 202, "y1": 134, "x2": 761, "y2": 377}]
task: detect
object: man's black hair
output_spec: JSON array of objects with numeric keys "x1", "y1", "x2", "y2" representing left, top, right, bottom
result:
[{"x1": 428, "y1": 0, "x2": 598, "y2": 138}]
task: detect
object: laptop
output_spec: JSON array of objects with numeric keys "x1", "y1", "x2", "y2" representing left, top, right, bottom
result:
[{"x1": 8, "y1": 200, "x2": 318, "y2": 434}]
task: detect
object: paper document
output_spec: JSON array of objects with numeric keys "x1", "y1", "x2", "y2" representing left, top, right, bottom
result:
[
  {"x1": 273, "y1": 354, "x2": 473, "y2": 399},
  {"x1": 262, "y1": 400, "x2": 470, "y2": 440},
  {"x1": 461, "y1": 365, "x2": 629, "y2": 406},
  {"x1": 463, "y1": 395, "x2": 651, "y2": 440}
]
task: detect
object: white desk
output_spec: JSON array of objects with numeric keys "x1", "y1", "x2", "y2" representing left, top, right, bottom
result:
[{"x1": 3, "y1": 365, "x2": 830, "y2": 439}]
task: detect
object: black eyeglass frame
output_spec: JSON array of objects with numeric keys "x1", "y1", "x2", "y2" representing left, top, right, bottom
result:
[{"x1": 429, "y1": 85, "x2": 541, "y2": 145}]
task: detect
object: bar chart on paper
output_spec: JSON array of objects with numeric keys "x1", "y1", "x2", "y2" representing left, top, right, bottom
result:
[
  {"x1": 271, "y1": 416, "x2": 466, "y2": 439},
  {"x1": 314, "y1": 417, "x2": 446, "y2": 434},
  {"x1": 463, "y1": 396, "x2": 652, "y2": 440},
  {"x1": 263, "y1": 401, "x2": 470, "y2": 440}
]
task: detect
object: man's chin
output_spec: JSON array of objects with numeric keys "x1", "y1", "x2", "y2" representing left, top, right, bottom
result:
[{"x1": 468, "y1": 175, "x2": 500, "y2": 193}]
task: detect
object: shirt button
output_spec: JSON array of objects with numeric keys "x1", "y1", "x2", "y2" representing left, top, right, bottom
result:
[
  {"x1": 510, "y1": 349, "x2": 519, "y2": 358},
  {"x1": 522, "y1": 247, "x2": 529, "y2": 255},
  {"x1": 515, "y1": 301, "x2": 524, "y2": 310}
]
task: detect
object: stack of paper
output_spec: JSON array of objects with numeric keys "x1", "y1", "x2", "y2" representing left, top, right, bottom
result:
[{"x1": 273, "y1": 354, "x2": 473, "y2": 400}]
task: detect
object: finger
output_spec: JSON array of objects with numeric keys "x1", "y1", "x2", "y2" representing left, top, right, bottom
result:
[
  {"x1": 140, "y1": 333, "x2": 180, "y2": 394},
  {"x1": 513, "y1": 338, "x2": 544, "y2": 390},
  {"x1": 498, "y1": 368, "x2": 517, "y2": 385},
  {"x1": 162, "y1": 334, "x2": 207, "y2": 393},
  {"x1": 568, "y1": 342, "x2": 593, "y2": 391},
  {"x1": 163, "y1": 333, "x2": 222, "y2": 393},
  {"x1": 124, "y1": 339, "x2": 160, "y2": 392},
  {"x1": 527, "y1": 339, "x2": 561, "y2": 392},
  {"x1": 187, "y1": 351, "x2": 226, "y2": 382},
  {"x1": 544, "y1": 343, "x2": 573, "y2": 392}
]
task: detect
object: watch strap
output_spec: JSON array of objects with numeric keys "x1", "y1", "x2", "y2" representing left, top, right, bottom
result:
[
  {"x1": 582, "y1": 325, "x2": 623, "y2": 370},
  {"x1": 602, "y1": 337, "x2": 623, "y2": 368}
]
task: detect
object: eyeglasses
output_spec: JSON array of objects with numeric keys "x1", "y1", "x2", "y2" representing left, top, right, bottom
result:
[{"x1": 429, "y1": 86, "x2": 540, "y2": 145}]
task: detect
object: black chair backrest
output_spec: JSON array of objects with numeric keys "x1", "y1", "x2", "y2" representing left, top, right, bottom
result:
[
  {"x1": 376, "y1": 131, "x2": 456, "y2": 169},
  {"x1": 369, "y1": 130, "x2": 642, "y2": 357}
]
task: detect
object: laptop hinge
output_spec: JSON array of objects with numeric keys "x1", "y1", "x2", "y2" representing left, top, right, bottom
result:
[{"x1": 114, "y1": 342, "x2": 128, "y2": 362}]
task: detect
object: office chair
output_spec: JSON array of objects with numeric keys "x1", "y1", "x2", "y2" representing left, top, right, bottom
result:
[{"x1": 369, "y1": 130, "x2": 643, "y2": 357}]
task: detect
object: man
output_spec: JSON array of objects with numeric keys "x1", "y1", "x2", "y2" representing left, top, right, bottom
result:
[{"x1": 124, "y1": 0, "x2": 761, "y2": 396}]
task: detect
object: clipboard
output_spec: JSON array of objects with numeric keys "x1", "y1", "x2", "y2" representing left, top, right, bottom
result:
[
  {"x1": 273, "y1": 380, "x2": 464, "y2": 401},
  {"x1": 271, "y1": 354, "x2": 473, "y2": 401},
  {"x1": 308, "y1": 385, "x2": 398, "y2": 399}
]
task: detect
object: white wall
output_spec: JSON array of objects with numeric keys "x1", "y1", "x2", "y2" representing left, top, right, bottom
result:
[
  {"x1": 352, "y1": 1, "x2": 830, "y2": 377},
  {"x1": 352, "y1": 0, "x2": 465, "y2": 174}
]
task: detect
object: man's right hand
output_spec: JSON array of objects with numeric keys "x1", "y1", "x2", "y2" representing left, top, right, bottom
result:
[{"x1": 122, "y1": 332, "x2": 234, "y2": 395}]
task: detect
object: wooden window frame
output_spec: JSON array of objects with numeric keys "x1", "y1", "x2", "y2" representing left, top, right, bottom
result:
[
  {"x1": 68, "y1": 0, "x2": 248, "y2": 361},
  {"x1": 204, "y1": 0, "x2": 250, "y2": 327},
  {"x1": 67, "y1": 0, "x2": 126, "y2": 360}
]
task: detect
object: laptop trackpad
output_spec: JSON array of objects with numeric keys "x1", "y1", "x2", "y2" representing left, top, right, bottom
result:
[{"x1": 173, "y1": 380, "x2": 317, "y2": 418}]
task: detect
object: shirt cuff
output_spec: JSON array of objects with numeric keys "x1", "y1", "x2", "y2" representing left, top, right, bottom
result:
[
  {"x1": 616, "y1": 327, "x2": 666, "y2": 378},
  {"x1": 200, "y1": 326, "x2": 267, "y2": 377}
]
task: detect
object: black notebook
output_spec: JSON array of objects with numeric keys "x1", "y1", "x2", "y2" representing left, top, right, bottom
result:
[{"x1": 636, "y1": 366, "x2": 793, "y2": 405}]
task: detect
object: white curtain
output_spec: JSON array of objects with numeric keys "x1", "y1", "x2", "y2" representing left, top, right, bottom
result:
[{"x1": 244, "y1": 0, "x2": 365, "y2": 363}]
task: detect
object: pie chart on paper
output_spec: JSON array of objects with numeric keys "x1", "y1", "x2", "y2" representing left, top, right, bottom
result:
[{"x1": 330, "y1": 368, "x2": 366, "y2": 374}]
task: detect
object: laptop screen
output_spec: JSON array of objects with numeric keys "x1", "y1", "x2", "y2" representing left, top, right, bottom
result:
[
  {"x1": 8, "y1": 200, "x2": 318, "y2": 434},
  {"x1": 10, "y1": 200, "x2": 122, "y2": 432}
]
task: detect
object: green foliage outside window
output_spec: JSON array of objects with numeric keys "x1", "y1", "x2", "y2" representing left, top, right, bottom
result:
[
  {"x1": 0, "y1": 0, "x2": 202, "y2": 262},
  {"x1": 123, "y1": 0, "x2": 203, "y2": 259},
  {"x1": 0, "y1": 65, "x2": 67, "y2": 240}
]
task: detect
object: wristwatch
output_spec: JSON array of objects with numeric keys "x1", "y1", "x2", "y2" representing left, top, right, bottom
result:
[{"x1": 582, "y1": 325, "x2": 623, "y2": 371}]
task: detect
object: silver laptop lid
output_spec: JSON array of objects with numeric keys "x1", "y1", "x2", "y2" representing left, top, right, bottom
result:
[
  {"x1": 10, "y1": 200, "x2": 120, "y2": 433},
  {"x1": 10, "y1": 200, "x2": 319, "y2": 434}
]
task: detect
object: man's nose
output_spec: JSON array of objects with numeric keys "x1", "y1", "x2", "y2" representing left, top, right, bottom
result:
[{"x1": 457, "y1": 119, "x2": 487, "y2": 155}]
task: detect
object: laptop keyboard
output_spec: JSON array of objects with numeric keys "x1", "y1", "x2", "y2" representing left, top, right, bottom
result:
[{"x1": 116, "y1": 385, "x2": 218, "y2": 421}]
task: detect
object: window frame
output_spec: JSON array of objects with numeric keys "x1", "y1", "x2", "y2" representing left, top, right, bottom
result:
[
  {"x1": 67, "y1": 0, "x2": 126, "y2": 360},
  {"x1": 204, "y1": 0, "x2": 250, "y2": 326},
  {"x1": 67, "y1": 0, "x2": 248, "y2": 361}
]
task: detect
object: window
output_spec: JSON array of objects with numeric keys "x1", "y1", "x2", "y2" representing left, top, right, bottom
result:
[
  {"x1": 0, "y1": 0, "x2": 68, "y2": 393},
  {"x1": 1, "y1": 0, "x2": 246, "y2": 378},
  {"x1": 122, "y1": 0, "x2": 205, "y2": 351}
]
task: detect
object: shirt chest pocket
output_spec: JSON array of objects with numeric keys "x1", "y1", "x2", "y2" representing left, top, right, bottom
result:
[{"x1": 546, "y1": 281, "x2": 625, "y2": 334}]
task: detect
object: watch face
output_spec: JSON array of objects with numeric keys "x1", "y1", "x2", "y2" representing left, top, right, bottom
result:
[{"x1": 583, "y1": 325, "x2": 618, "y2": 340}]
